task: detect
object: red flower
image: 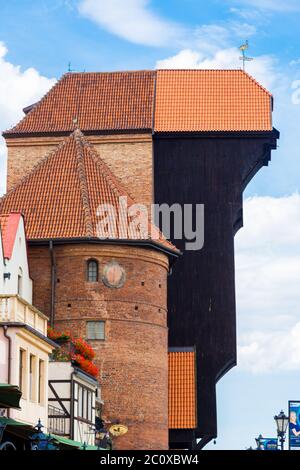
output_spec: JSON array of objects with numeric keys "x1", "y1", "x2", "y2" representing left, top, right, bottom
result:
[
  {"x1": 47, "y1": 326, "x2": 71, "y2": 342},
  {"x1": 73, "y1": 338, "x2": 95, "y2": 360},
  {"x1": 72, "y1": 354, "x2": 99, "y2": 378}
]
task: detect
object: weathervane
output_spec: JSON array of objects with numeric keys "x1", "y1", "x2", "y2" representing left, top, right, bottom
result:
[
  {"x1": 68, "y1": 62, "x2": 75, "y2": 73},
  {"x1": 239, "y1": 40, "x2": 253, "y2": 71}
]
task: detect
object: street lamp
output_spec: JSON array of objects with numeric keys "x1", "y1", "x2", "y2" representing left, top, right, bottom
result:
[
  {"x1": 274, "y1": 410, "x2": 289, "y2": 451},
  {"x1": 30, "y1": 419, "x2": 57, "y2": 450}
]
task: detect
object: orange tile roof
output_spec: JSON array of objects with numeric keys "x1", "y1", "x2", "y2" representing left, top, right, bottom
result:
[
  {"x1": 0, "y1": 212, "x2": 22, "y2": 259},
  {"x1": 168, "y1": 349, "x2": 197, "y2": 429},
  {"x1": 3, "y1": 70, "x2": 273, "y2": 136},
  {"x1": 0, "y1": 130, "x2": 178, "y2": 254},
  {"x1": 155, "y1": 69, "x2": 272, "y2": 132},
  {"x1": 5, "y1": 71, "x2": 155, "y2": 135}
]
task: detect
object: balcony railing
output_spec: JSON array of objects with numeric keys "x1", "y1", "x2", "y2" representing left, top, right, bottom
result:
[
  {"x1": 0, "y1": 294, "x2": 48, "y2": 336},
  {"x1": 48, "y1": 405, "x2": 68, "y2": 436}
]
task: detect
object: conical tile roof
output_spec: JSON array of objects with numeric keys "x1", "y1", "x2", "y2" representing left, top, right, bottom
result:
[{"x1": 0, "y1": 130, "x2": 178, "y2": 254}]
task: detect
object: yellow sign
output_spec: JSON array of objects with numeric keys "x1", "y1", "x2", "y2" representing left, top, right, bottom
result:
[{"x1": 109, "y1": 424, "x2": 128, "y2": 437}]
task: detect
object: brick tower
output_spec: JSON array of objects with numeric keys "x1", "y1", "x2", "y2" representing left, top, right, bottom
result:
[{"x1": 0, "y1": 130, "x2": 179, "y2": 449}]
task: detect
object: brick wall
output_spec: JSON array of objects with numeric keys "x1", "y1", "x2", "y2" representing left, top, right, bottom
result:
[
  {"x1": 5, "y1": 133, "x2": 153, "y2": 208},
  {"x1": 28, "y1": 242, "x2": 169, "y2": 450}
]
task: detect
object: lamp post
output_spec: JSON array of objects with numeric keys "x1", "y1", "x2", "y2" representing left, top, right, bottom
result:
[
  {"x1": 30, "y1": 419, "x2": 57, "y2": 451},
  {"x1": 274, "y1": 410, "x2": 289, "y2": 451}
]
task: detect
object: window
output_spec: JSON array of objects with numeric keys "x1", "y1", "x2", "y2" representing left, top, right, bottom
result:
[
  {"x1": 38, "y1": 360, "x2": 44, "y2": 404},
  {"x1": 18, "y1": 267, "x2": 23, "y2": 296},
  {"x1": 83, "y1": 388, "x2": 87, "y2": 419},
  {"x1": 87, "y1": 260, "x2": 98, "y2": 282},
  {"x1": 87, "y1": 391, "x2": 92, "y2": 421},
  {"x1": 77, "y1": 384, "x2": 93, "y2": 421},
  {"x1": 86, "y1": 321, "x2": 105, "y2": 340},
  {"x1": 29, "y1": 354, "x2": 36, "y2": 401},
  {"x1": 19, "y1": 349, "x2": 25, "y2": 393},
  {"x1": 78, "y1": 386, "x2": 83, "y2": 418}
]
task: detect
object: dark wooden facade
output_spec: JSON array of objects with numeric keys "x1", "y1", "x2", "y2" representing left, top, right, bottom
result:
[{"x1": 154, "y1": 130, "x2": 279, "y2": 447}]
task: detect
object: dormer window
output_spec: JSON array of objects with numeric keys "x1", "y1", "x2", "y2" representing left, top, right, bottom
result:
[
  {"x1": 87, "y1": 259, "x2": 98, "y2": 282},
  {"x1": 18, "y1": 267, "x2": 23, "y2": 296}
]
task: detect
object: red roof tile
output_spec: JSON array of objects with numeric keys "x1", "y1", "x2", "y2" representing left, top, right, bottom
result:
[
  {"x1": 3, "y1": 70, "x2": 273, "y2": 136},
  {"x1": 4, "y1": 71, "x2": 155, "y2": 135},
  {"x1": 155, "y1": 69, "x2": 272, "y2": 132},
  {"x1": 0, "y1": 212, "x2": 22, "y2": 259},
  {"x1": 0, "y1": 130, "x2": 178, "y2": 254},
  {"x1": 168, "y1": 349, "x2": 197, "y2": 429}
]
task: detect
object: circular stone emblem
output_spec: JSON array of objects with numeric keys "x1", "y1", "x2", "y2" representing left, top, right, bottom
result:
[{"x1": 102, "y1": 261, "x2": 126, "y2": 288}]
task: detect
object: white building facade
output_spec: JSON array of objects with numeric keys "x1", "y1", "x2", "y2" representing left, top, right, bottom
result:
[{"x1": 0, "y1": 213, "x2": 55, "y2": 428}]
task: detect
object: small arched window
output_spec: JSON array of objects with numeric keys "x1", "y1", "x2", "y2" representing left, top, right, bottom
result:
[{"x1": 87, "y1": 259, "x2": 98, "y2": 282}]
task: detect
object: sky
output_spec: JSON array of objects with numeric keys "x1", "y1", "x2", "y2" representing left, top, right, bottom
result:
[{"x1": 1, "y1": 0, "x2": 300, "y2": 450}]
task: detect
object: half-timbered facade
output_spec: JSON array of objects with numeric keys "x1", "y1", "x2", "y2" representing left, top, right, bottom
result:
[{"x1": 48, "y1": 361, "x2": 99, "y2": 445}]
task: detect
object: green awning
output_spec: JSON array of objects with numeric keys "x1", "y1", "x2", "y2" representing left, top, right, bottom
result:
[
  {"x1": 0, "y1": 416, "x2": 35, "y2": 439},
  {"x1": 83, "y1": 444, "x2": 105, "y2": 451},
  {"x1": 51, "y1": 434, "x2": 82, "y2": 449},
  {"x1": 0, "y1": 384, "x2": 22, "y2": 409},
  {"x1": 51, "y1": 434, "x2": 104, "y2": 450},
  {"x1": 0, "y1": 419, "x2": 104, "y2": 450}
]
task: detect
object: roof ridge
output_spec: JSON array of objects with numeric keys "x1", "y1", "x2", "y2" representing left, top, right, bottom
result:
[
  {"x1": 0, "y1": 136, "x2": 70, "y2": 207},
  {"x1": 157, "y1": 68, "x2": 244, "y2": 71},
  {"x1": 74, "y1": 129, "x2": 93, "y2": 237},
  {"x1": 64, "y1": 70, "x2": 154, "y2": 75}
]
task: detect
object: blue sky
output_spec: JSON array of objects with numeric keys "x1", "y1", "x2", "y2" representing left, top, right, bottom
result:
[{"x1": 1, "y1": 0, "x2": 300, "y2": 450}]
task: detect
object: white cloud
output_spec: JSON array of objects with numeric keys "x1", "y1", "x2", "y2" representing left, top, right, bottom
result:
[
  {"x1": 235, "y1": 195, "x2": 300, "y2": 373},
  {"x1": 78, "y1": 0, "x2": 258, "y2": 55},
  {"x1": 229, "y1": 0, "x2": 300, "y2": 12},
  {"x1": 229, "y1": 7, "x2": 263, "y2": 20},
  {"x1": 290, "y1": 59, "x2": 300, "y2": 66},
  {"x1": 239, "y1": 323, "x2": 300, "y2": 374},
  {"x1": 0, "y1": 42, "x2": 55, "y2": 196},
  {"x1": 78, "y1": 0, "x2": 184, "y2": 47}
]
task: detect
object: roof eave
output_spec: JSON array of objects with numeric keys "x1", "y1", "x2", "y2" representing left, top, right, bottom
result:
[
  {"x1": 27, "y1": 236, "x2": 181, "y2": 260},
  {"x1": 153, "y1": 129, "x2": 277, "y2": 138},
  {"x1": 0, "y1": 322, "x2": 58, "y2": 348},
  {"x1": 2, "y1": 128, "x2": 153, "y2": 139}
]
